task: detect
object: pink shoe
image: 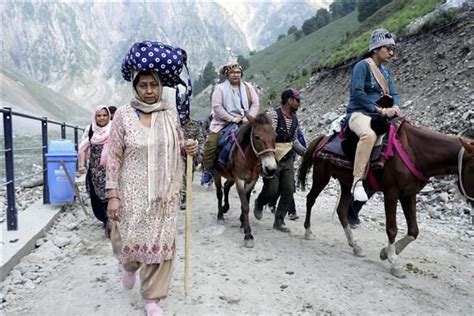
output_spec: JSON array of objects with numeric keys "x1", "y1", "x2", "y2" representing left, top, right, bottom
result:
[
  {"x1": 144, "y1": 301, "x2": 163, "y2": 316},
  {"x1": 122, "y1": 270, "x2": 136, "y2": 289}
]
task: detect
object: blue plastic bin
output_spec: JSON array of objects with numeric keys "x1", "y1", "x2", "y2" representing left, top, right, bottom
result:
[{"x1": 46, "y1": 140, "x2": 77, "y2": 204}]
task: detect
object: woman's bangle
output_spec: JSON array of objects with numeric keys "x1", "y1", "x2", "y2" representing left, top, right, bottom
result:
[{"x1": 108, "y1": 196, "x2": 121, "y2": 201}]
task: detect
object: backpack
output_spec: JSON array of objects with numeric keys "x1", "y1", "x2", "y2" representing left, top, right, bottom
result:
[{"x1": 88, "y1": 126, "x2": 94, "y2": 142}]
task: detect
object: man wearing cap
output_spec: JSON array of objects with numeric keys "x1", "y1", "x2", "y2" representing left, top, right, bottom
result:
[
  {"x1": 254, "y1": 88, "x2": 306, "y2": 233},
  {"x1": 345, "y1": 28, "x2": 400, "y2": 202},
  {"x1": 201, "y1": 62, "x2": 260, "y2": 184}
]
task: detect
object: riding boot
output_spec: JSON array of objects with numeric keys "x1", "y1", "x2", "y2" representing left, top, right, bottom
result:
[
  {"x1": 352, "y1": 177, "x2": 368, "y2": 202},
  {"x1": 201, "y1": 132, "x2": 219, "y2": 185},
  {"x1": 200, "y1": 169, "x2": 213, "y2": 185},
  {"x1": 253, "y1": 200, "x2": 263, "y2": 220},
  {"x1": 273, "y1": 219, "x2": 291, "y2": 233}
]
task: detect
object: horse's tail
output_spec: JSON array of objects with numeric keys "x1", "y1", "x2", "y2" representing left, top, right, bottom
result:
[{"x1": 298, "y1": 135, "x2": 325, "y2": 190}]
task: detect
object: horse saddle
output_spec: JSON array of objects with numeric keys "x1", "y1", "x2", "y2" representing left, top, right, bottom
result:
[
  {"x1": 217, "y1": 123, "x2": 240, "y2": 168},
  {"x1": 317, "y1": 117, "x2": 402, "y2": 171}
]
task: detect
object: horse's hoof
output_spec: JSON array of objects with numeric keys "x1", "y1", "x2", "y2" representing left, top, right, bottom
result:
[
  {"x1": 217, "y1": 218, "x2": 225, "y2": 225},
  {"x1": 305, "y1": 232, "x2": 315, "y2": 240},
  {"x1": 254, "y1": 209, "x2": 262, "y2": 220},
  {"x1": 390, "y1": 266, "x2": 406, "y2": 278},
  {"x1": 223, "y1": 206, "x2": 229, "y2": 214},
  {"x1": 353, "y1": 246, "x2": 366, "y2": 257},
  {"x1": 244, "y1": 239, "x2": 254, "y2": 248},
  {"x1": 380, "y1": 247, "x2": 388, "y2": 261}
]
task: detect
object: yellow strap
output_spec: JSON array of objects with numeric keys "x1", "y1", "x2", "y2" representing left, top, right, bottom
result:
[
  {"x1": 275, "y1": 143, "x2": 293, "y2": 162},
  {"x1": 365, "y1": 58, "x2": 389, "y2": 95}
]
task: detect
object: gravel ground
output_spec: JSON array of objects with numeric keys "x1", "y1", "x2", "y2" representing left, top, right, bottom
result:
[{"x1": 1, "y1": 175, "x2": 473, "y2": 315}]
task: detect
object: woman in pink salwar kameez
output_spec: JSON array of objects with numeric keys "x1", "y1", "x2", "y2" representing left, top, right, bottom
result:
[{"x1": 106, "y1": 41, "x2": 196, "y2": 316}]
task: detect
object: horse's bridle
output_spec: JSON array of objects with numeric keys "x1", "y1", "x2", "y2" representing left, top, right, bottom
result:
[
  {"x1": 457, "y1": 147, "x2": 474, "y2": 201},
  {"x1": 250, "y1": 129, "x2": 276, "y2": 158}
]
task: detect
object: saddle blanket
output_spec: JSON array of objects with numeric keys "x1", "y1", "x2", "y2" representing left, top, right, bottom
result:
[
  {"x1": 316, "y1": 132, "x2": 388, "y2": 170},
  {"x1": 217, "y1": 123, "x2": 240, "y2": 168}
]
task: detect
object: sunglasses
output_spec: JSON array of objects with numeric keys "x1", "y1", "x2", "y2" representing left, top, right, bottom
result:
[{"x1": 383, "y1": 45, "x2": 395, "y2": 52}]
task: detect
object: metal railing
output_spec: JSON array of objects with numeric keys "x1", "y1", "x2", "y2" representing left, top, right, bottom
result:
[{"x1": 1, "y1": 107, "x2": 84, "y2": 231}]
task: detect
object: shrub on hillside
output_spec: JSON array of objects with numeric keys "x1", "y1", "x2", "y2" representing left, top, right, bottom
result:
[
  {"x1": 357, "y1": 0, "x2": 393, "y2": 22},
  {"x1": 237, "y1": 55, "x2": 250, "y2": 71},
  {"x1": 302, "y1": 8, "x2": 331, "y2": 35},
  {"x1": 330, "y1": 0, "x2": 357, "y2": 20},
  {"x1": 192, "y1": 61, "x2": 217, "y2": 96},
  {"x1": 293, "y1": 30, "x2": 304, "y2": 40},
  {"x1": 419, "y1": 8, "x2": 460, "y2": 33},
  {"x1": 287, "y1": 25, "x2": 298, "y2": 35}
]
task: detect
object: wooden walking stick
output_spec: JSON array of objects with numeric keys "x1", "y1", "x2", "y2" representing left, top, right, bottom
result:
[
  {"x1": 60, "y1": 160, "x2": 89, "y2": 218},
  {"x1": 184, "y1": 153, "x2": 193, "y2": 295}
]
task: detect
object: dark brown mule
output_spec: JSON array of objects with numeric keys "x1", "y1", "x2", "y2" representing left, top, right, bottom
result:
[
  {"x1": 213, "y1": 113, "x2": 277, "y2": 248},
  {"x1": 298, "y1": 121, "x2": 474, "y2": 277}
]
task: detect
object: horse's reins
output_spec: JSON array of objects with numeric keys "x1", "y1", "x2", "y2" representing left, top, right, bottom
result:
[
  {"x1": 230, "y1": 128, "x2": 275, "y2": 179},
  {"x1": 231, "y1": 129, "x2": 276, "y2": 159},
  {"x1": 457, "y1": 146, "x2": 474, "y2": 201},
  {"x1": 250, "y1": 129, "x2": 276, "y2": 157}
]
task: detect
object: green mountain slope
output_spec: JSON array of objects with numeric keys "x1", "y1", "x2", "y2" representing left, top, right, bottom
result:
[
  {"x1": 244, "y1": 0, "x2": 446, "y2": 107},
  {"x1": 327, "y1": 0, "x2": 445, "y2": 65},
  {"x1": 245, "y1": 11, "x2": 360, "y2": 102}
]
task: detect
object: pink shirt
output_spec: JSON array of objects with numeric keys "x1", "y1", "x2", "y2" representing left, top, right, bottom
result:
[{"x1": 209, "y1": 81, "x2": 260, "y2": 133}]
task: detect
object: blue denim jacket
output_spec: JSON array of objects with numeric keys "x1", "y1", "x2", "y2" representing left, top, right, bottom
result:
[{"x1": 345, "y1": 59, "x2": 399, "y2": 122}]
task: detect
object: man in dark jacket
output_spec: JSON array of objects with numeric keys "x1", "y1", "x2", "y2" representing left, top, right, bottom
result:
[
  {"x1": 268, "y1": 127, "x2": 306, "y2": 220},
  {"x1": 254, "y1": 89, "x2": 305, "y2": 232}
]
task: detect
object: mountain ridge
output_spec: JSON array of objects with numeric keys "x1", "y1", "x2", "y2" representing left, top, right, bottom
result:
[{"x1": 1, "y1": 0, "x2": 326, "y2": 113}]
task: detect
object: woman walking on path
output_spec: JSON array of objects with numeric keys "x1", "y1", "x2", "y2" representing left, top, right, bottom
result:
[
  {"x1": 78, "y1": 105, "x2": 111, "y2": 234},
  {"x1": 106, "y1": 40, "x2": 196, "y2": 316}
]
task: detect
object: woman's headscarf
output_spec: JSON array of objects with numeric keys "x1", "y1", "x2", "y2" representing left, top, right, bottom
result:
[
  {"x1": 121, "y1": 40, "x2": 192, "y2": 126},
  {"x1": 79, "y1": 105, "x2": 111, "y2": 155},
  {"x1": 130, "y1": 71, "x2": 183, "y2": 215},
  {"x1": 219, "y1": 62, "x2": 243, "y2": 76}
]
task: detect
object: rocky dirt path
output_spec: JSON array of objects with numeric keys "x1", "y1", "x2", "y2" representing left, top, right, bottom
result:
[{"x1": 1, "y1": 177, "x2": 473, "y2": 315}]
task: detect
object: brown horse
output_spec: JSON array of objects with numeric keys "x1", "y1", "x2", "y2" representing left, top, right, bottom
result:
[
  {"x1": 298, "y1": 121, "x2": 474, "y2": 277},
  {"x1": 213, "y1": 113, "x2": 277, "y2": 248}
]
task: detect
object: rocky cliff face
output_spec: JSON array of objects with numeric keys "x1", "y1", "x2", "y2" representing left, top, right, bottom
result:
[{"x1": 1, "y1": 0, "x2": 324, "y2": 111}]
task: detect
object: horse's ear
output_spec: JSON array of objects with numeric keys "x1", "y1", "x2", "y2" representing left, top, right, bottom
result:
[
  {"x1": 460, "y1": 137, "x2": 474, "y2": 156},
  {"x1": 246, "y1": 114, "x2": 256, "y2": 125}
]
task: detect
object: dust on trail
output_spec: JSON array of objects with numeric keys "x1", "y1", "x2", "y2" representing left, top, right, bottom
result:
[{"x1": 2, "y1": 177, "x2": 473, "y2": 315}]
